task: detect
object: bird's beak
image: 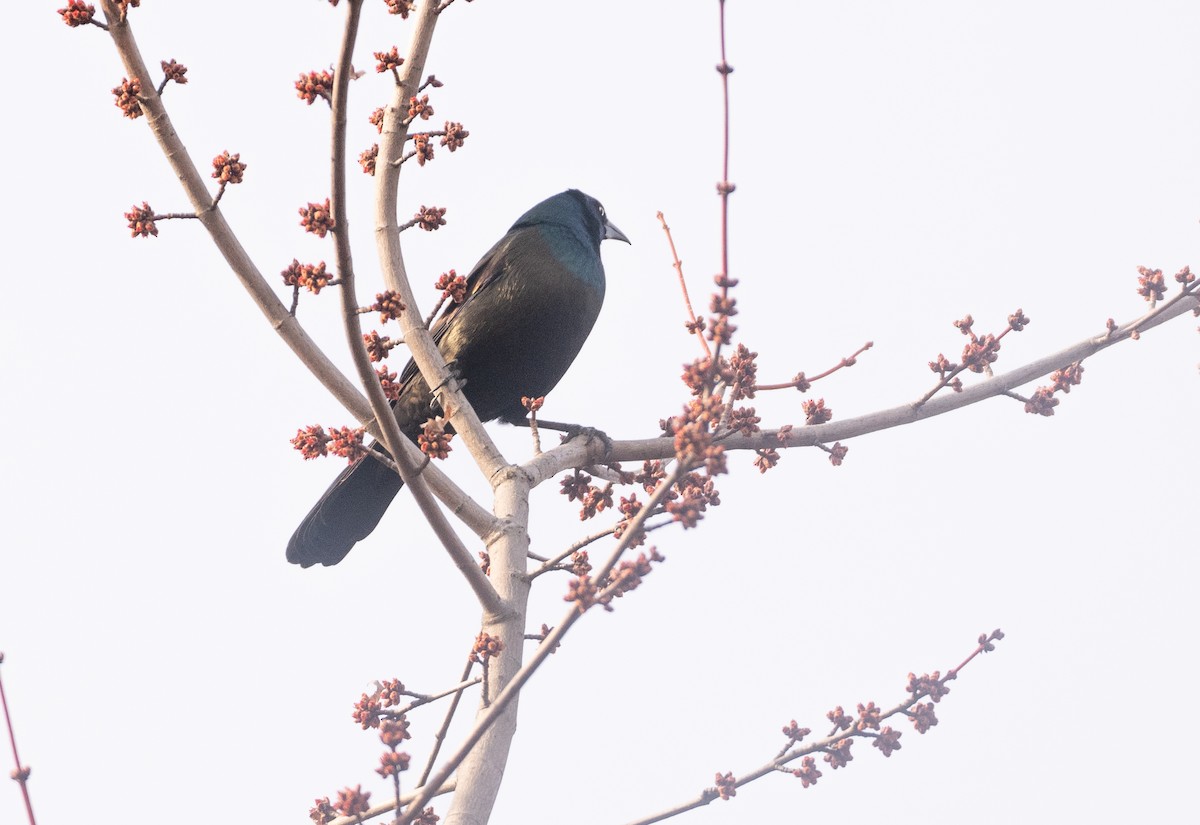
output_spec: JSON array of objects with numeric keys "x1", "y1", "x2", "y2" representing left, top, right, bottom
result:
[{"x1": 604, "y1": 220, "x2": 631, "y2": 244}]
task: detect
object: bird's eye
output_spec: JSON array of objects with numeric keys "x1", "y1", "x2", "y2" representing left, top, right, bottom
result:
[{"x1": 598, "y1": 205, "x2": 607, "y2": 219}]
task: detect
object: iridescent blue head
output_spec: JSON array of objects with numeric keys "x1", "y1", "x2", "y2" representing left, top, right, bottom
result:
[{"x1": 510, "y1": 189, "x2": 630, "y2": 251}]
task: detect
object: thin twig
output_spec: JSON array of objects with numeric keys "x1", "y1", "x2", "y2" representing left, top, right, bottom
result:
[
  {"x1": 529, "y1": 513, "x2": 673, "y2": 580},
  {"x1": 93, "y1": 0, "x2": 495, "y2": 542},
  {"x1": 756, "y1": 341, "x2": 874, "y2": 391},
  {"x1": 417, "y1": 662, "x2": 477, "y2": 789},
  {"x1": 529, "y1": 525, "x2": 618, "y2": 578},
  {"x1": 0, "y1": 654, "x2": 36, "y2": 825},
  {"x1": 329, "y1": 1, "x2": 500, "y2": 613},
  {"x1": 710, "y1": 0, "x2": 734, "y2": 372},
  {"x1": 386, "y1": 675, "x2": 482, "y2": 718},
  {"x1": 916, "y1": 322, "x2": 1021, "y2": 406},
  {"x1": 622, "y1": 631, "x2": 1004, "y2": 825},
  {"x1": 657, "y1": 211, "x2": 710, "y2": 357}
]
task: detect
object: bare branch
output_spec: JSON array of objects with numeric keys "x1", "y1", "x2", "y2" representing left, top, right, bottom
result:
[
  {"x1": 519, "y1": 289, "x2": 1200, "y2": 476},
  {"x1": 0, "y1": 654, "x2": 36, "y2": 825},
  {"x1": 657, "y1": 211, "x2": 710, "y2": 357},
  {"x1": 397, "y1": 463, "x2": 688, "y2": 824},
  {"x1": 327, "y1": 0, "x2": 498, "y2": 612},
  {"x1": 528, "y1": 524, "x2": 619, "y2": 579},
  {"x1": 93, "y1": 0, "x2": 496, "y2": 544},
  {"x1": 417, "y1": 662, "x2": 477, "y2": 789},
  {"x1": 622, "y1": 631, "x2": 1005, "y2": 825},
  {"x1": 372, "y1": 4, "x2": 509, "y2": 488}
]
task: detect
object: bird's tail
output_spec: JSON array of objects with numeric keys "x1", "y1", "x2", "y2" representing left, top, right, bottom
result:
[{"x1": 286, "y1": 449, "x2": 404, "y2": 568}]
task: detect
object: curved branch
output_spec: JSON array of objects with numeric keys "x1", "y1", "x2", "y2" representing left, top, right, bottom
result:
[
  {"x1": 372, "y1": 4, "x2": 509, "y2": 487},
  {"x1": 622, "y1": 631, "x2": 1005, "y2": 825},
  {"x1": 522, "y1": 291, "x2": 1200, "y2": 483},
  {"x1": 98, "y1": 0, "x2": 363, "y2": 417},
  {"x1": 94, "y1": 1, "x2": 496, "y2": 543},
  {"x1": 329, "y1": 1, "x2": 498, "y2": 612}
]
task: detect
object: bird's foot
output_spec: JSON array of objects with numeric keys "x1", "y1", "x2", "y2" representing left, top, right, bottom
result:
[
  {"x1": 558, "y1": 424, "x2": 613, "y2": 456},
  {"x1": 517, "y1": 417, "x2": 613, "y2": 458},
  {"x1": 431, "y1": 360, "x2": 466, "y2": 395},
  {"x1": 429, "y1": 361, "x2": 466, "y2": 414}
]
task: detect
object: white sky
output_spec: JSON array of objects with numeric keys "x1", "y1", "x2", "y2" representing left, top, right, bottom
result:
[{"x1": 4, "y1": 2, "x2": 1199, "y2": 823}]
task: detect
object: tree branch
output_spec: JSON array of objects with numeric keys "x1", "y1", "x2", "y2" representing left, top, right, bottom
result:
[
  {"x1": 372, "y1": 3, "x2": 509, "y2": 488},
  {"x1": 621, "y1": 631, "x2": 1005, "y2": 825},
  {"x1": 329, "y1": 0, "x2": 499, "y2": 613},
  {"x1": 523, "y1": 289, "x2": 1200, "y2": 480},
  {"x1": 93, "y1": 0, "x2": 497, "y2": 545},
  {"x1": 397, "y1": 462, "x2": 688, "y2": 824}
]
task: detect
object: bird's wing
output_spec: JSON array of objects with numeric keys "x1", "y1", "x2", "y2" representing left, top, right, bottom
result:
[{"x1": 397, "y1": 227, "x2": 527, "y2": 387}]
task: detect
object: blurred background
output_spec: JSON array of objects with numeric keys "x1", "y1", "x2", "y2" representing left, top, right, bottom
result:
[{"x1": 4, "y1": 2, "x2": 1198, "y2": 823}]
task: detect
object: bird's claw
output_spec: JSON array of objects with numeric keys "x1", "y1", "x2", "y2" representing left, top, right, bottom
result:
[
  {"x1": 560, "y1": 425, "x2": 613, "y2": 457},
  {"x1": 430, "y1": 361, "x2": 466, "y2": 412}
]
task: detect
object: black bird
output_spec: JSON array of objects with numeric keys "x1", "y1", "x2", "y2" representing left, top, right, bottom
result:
[{"x1": 287, "y1": 189, "x2": 629, "y2": 567}]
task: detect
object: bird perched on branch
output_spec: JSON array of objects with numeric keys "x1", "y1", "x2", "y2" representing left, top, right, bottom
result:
[{"x1": 287, "y1": 189, "x2": 629, "y2": 567}]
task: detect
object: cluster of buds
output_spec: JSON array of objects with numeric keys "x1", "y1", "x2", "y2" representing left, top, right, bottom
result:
[
  {"x1": 412, "y1": 132, "x2": 435, "y2": 166},
  {"x1": 299, "y1": 199, "x2": 335, "y2": 237},
  {"x1": 371, "y1": 290, "x2": 406, "y2": 323},
  {"x1": 1023, "y1": 361, "x2": 1084, "y2": 417},
  {"x1": 359, "y1": 144, "x2": 378, "y2": 176},
  {"x1": 407, "y1": 94, "x2": 434, "y2": 122},
  {"x1": 112, "y1": 77, "x2": 142, "y2": 118},
  {"x1": 211, "y1": 151, "x2": 245, "y2": 185},
  {"x1": 927, "y1": 309, "x2": 1029, "y2": 397},
  {"x1": 441, "y1": 121, "x2": 470, "y2": 152},
  {"x1": 351, "y1": 679, "x2": 412, "y2": 732},
  {"x1": 757, "y1": 630, "x2": 1005, "y2": 793},
  {"x1": 161, "y1": 59, "x2": 188, "y2": 86},
  {"x1": 363, "y1": 331, "x2": 395, "y2": 362},
  {"x1": 384, "y1": 123, "x2": 470, "y2": 170},
  {"x1": 295, "y1": 70, "x2": 333, "y2": 105},
  {"x1": 376, "y1": 748, "x2": 410, "y2": 778},
  {"x1": 281, "y1": 260, "x2": 332, "y2": 294},
  {"x1": 613, "y1": 493, "x2": 645, "y2": 546},
  {"x1": 333, "y1": 786, "x2": 369, "y2": 818},
  {"x1": 1136, "y1": 264, "x2": 1195, "y2": 308},
  {"x1": 413, "y1": 204, "x2": 447, "y2": 232},
  {"x1": 374, "y1": 46, "x2": 403, "y2": 74},
  {"x1": 435, "y1": 269, "x2": 468, "y2": 303},
  {"x1": 470, "y1": 632, "x2": 503, "y2": 664},
  {"x1": 713, "y1": 771, "x2": 737, "y2": 801},
  {"x1": 562, "y1": 547, "x2": 664, "y2": 614},
  {"x1": 124, "y1": 202, "x2": 156, "y2": 237},
  {"x1": 376, "y1": 366, "x2": 400, "y2": 401},
  {"x1": 559, "y1": 470, "x2": 613, "y2": 521},
  {"x1": 290, "y1": 425, "x2": 366, "y2": 462},
  {"x1": 57, "y1": 2, "x2": 97, "y2": 27},
  {"x1": 418, "y1": 417, "x2": 454, "y2": 460}
]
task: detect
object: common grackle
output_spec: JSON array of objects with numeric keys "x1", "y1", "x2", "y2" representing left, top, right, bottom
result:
[{"x1": 287, "y1": 190, "x2": 629, "y2": 567}]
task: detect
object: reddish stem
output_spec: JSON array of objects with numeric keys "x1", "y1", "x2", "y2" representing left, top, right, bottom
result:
[
  {"x1": 757, "y1": 341, "x2": 874, "y2": 391},
  {"x1": 711, "y1": 0, "x2": 733, "y2": 370},
  {"x1": 657, "y1": 211, "x2": 711, "y2": 357},
  {"x1": 0, "y1": 657, "x2": 37, "y2": 825}
]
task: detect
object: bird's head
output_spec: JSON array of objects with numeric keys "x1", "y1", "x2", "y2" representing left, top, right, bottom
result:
[{"x1": 512, "y1": 189, "x2": 630, "y2": 249}]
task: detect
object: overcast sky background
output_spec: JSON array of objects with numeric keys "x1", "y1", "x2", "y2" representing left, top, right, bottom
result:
[{"x1": 4, "y1": 2, "x2": 1199, "y2": 823}]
